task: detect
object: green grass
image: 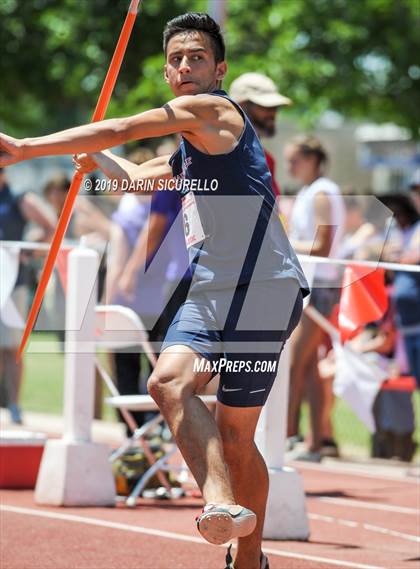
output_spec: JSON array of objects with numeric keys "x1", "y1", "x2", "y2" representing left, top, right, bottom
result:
[
  {"x1": 299, "y1": 393, "x2": 420, "y2": 457},
  {"x1": 299, "y1": 400, "x2": 371, "y2": 457},
  {"x1": 22, "y1": 342, "x2": 64, "y2": 415},
  {"x1": 21, "y1": 332, "x2": 116, "y2": 421},
  {"x1": 22, "y1": 333, "x2": 420, "y2": 456}
]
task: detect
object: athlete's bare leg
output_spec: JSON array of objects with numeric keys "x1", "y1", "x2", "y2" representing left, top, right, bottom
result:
[
  {"x1": 217, "y1": 403, "x2": 266, "y2": 569},
  {"x1": 148, "y1": 345, "x2": 235, "y2": 505}
]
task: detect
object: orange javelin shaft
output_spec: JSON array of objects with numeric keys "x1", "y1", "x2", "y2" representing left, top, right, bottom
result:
[{"x1": 17, "y1": 0, "x2": 141, "y2": 360}]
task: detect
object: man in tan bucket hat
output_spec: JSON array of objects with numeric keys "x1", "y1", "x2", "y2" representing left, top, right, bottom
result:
[{"x1": 230, "y1": 73, "x2": 292, "y2": 198}]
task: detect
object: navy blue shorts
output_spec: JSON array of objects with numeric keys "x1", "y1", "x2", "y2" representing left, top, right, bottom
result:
[{"x1": 162, "y1": 278, "x2": 303, "y2": 407}]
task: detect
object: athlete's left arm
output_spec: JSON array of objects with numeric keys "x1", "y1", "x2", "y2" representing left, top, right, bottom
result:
[{"x1": 0, "y1": 96, "x2": 237, "y2": 166}]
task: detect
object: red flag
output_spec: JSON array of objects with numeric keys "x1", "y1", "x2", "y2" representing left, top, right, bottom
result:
[{"x1": 338, "y1": 267, "x2": 388, "y2": 342}]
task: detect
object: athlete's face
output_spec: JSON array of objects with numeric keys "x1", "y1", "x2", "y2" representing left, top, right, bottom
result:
[{"x1": 164, "y1": 31, "x2": 227, "y2": 97}]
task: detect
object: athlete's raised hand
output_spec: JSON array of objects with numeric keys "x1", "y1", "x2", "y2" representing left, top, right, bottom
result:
[
  {"x1": 0, "y1": 133, "x2": 24, "y2": 167},
  {"x1": 72, "y1": 153, "x2": 99, "y2": 174}
]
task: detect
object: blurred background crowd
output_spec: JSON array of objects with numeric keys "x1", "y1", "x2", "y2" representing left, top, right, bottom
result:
[{"x1": 1, "y1": 0, "x2": 419, "y2": 464}]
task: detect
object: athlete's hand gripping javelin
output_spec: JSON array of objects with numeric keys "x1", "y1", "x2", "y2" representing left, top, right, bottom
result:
[{"x1": 72, "y1": 153, "x2": 99, "y2": 175}]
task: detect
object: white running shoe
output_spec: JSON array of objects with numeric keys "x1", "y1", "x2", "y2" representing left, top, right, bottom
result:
[{"x1": 196, "y1": 503, "x2": 257, "y2": 545}]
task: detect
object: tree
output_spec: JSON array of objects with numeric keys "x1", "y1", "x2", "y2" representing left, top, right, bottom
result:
[
  {"x1": 1, "y1": 0, "x2": 419, "y2": 136},
  {"x1": 0, "y1": 0, "x2": 189, "y2": 134},
  {"x1": 224, "y1": 0, "x2": 420, "y2": 134}
]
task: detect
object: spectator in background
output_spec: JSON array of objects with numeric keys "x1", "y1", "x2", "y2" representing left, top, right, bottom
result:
[
  {"x1": 43, "y1": 173, "x2": 77, "y2": 239},
  {"x1": 285, "y1": 135, "x2": 346, "y2": 460},
  {"x1": 76, "y1": 145, "x2": 193, "y2": 432},
  {"x1": 0, "y1": 167, "x2": 55, "y2": 424},
  {"x1": 99, "y1": 147, "x2": 169, "y2": 431},
  {"x1": 109, "y1": 198, "x2": 170, "y2": 431},
  {"x1": 43, "y1": 171, "x2": 118, "y2": 418},
  {"x1": 409, "y1": 169, "x2": 420, "y2": 213},
  {"x1": 315, "y1": 194, "x2": 388, "y2": 450},
  {"x1": 338, "y1": 195, "x2": 377, "y2": 259},
  {"x1": 336, "y1": 192, "x2": 394, "y2": 263},
  {"x1": 43, "y1": 172, "x2": 114, "y2": 246},
  {"x1": 381, "y1": 193, "x2": 420, "y2": 389},
  {"x1": 229, "y1": 72, "x2": 292, "y2": 199},
  {"x1": 117, "y1": 188, "x2": 191, "y2": 331},
  {"x1": 318, "y1": 297, "x2": 416, "y2": 462}
]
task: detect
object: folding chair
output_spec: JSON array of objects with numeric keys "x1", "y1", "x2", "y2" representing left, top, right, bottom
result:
[
  {"x1": 94, "y1": 304, "x2": 173, "y2": 502},
  {"x1": 106, "y1": 394, "x2": 217, "y2": 506}
]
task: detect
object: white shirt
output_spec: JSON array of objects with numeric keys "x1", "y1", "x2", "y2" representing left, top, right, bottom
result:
[{"x1": 291, "y1": 176, "x2": 346, "y2": 283}]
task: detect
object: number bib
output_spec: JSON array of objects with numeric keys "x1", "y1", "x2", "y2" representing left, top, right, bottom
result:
[{"x1": 182, "y1": 191, "x2": 205, "y2": 249}]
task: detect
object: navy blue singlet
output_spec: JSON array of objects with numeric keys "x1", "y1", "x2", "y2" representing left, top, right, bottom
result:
[{"x1": 169, "y1": 90, "x2": 309, "y2": 295}]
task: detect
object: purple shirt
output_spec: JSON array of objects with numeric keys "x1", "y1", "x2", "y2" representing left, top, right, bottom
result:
[
  {"x1": 151, "y1": 190, "x2": 191, "y2": 281},
  {"x1": 111, "y1": 195, "x2": 169, "y2": 317}
]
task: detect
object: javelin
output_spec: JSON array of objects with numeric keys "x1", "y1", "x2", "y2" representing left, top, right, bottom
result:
[{"x1": 17, "y1": 0, "x2": 142, "y2": 360}]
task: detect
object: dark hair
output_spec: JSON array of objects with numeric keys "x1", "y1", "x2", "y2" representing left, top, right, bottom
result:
[
  {"x1": 290, "y1": 134, "x2": 328, "y2": 167},
  {"x1": 379, "y1": 193, "x2": 419, "y2": 227},
  {"x1": 43, "y1": 173, "x2": 70, "y2": 196},
  {"x1": 163, "y1": 12, "x2": 225, "y2": 63}
]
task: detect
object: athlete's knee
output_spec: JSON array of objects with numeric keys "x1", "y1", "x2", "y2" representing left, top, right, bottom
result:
[
  {"x1": 148, "y1": 370, "x2": 176, "y2": 403},
  {"x1": 147, "y1": 369, "x2": 189, "y2": 405}
]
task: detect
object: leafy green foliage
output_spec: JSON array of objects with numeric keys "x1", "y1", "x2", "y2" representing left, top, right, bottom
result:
[{"x1": 1, "y1": 0, "x2": 419, "y2": 135}]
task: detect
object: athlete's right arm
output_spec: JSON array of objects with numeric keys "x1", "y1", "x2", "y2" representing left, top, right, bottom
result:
[
  {"x1": 0, "y1": 100, "x2": 200, "y2": 167},
  {"x1": 0, "y1": 94, "x2": 239, "y2": 166}
]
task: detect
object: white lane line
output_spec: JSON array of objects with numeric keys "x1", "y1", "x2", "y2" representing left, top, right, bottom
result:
[
  {"x1": 308, "y1": 514, "x2": 358, "y2": 529},
  {"x1": 315, "y1": 497, "x2": 420, "y2": 516},
  {"x1": 308, "y1": 513, "x2": 420, "y2": 543},
  {"x1": 293, "y1": 461, "x2": 420, "y2": 484},
  {"x1": 1, "y1": 505, "x2": 384, "y2": 569},
  {"x1": 1, "y1": 504, "x2": 204, "y2": 543},
  {"x1": 363, "y1": 524, "x2": 420, "y2": 543},
  {"x1": 261, "y1": 546, "x2": 383, "y2": 569},
  {"x1": 339, "y1": 520, "x2": 359, "y2": 528}
]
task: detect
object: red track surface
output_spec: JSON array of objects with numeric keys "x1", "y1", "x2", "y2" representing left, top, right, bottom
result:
[{"x1": 1, "y1": 462, "x2": 419, "y2": 569}]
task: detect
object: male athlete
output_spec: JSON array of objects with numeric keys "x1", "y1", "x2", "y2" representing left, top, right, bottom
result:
[{"x1": 0, "y1": 13, "x2": 308, "y2": 569}]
